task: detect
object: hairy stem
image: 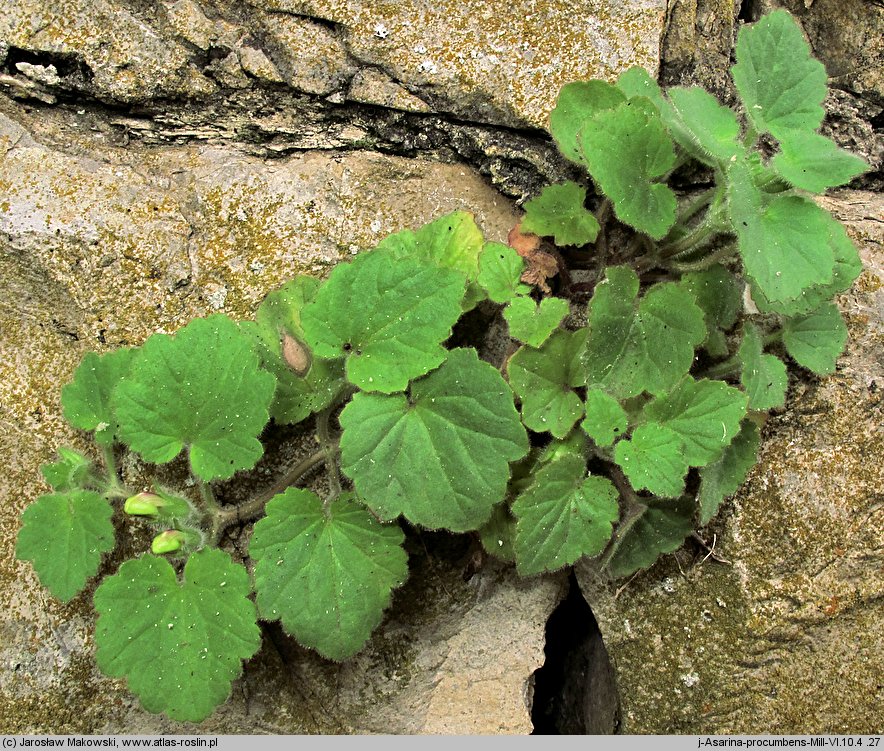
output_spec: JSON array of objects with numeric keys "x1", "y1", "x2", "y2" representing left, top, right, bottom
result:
[
  {"x1": 593, "y1": 198, "x2": 611, "y2": 264},
  {"x1": 702, "y1": 354, "x2": 741, "y2": 380},
  {"x1": 662, "y1": 150, "x2": 692, "y2": 181},
  {"x1": 100, "y1": 444, "x2": 129, "y2": 499},
  {"x1": 764, "y1": 330, "x2": 783, "y2": 347},
  {"x1": 608, "y1": 464, "x2": 644, "y2": 513},
  {"x1": 199, "y1": 480, "x2": 219, "y2": 514},
  {"x1": 700, "y1": 329, "x2": 783, "y2": 381},
  {"x1": 316, "y1": 405, "x2": 342, "y2": 503},
  {"x1": 659, "y1": 194, "x2": 730, "y2": 260},
  {"x1": 199, "y1": 481, "x2": 222, "y2": 541},
  {"x1": 674, "y1": 187, "x2": 717, "y2": 227},
  {"x1": 214, "y1": 449, "x2": 328, "y2": 534},
  {"x1": 598, "y1": 465, "x2": 647, "y2": 570},
  {"x1": 665, "y1": 242, "x2": 738, "y2": 273}
]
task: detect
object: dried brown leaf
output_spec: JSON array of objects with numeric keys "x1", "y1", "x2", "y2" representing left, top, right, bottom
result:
[{"x1": 508, "y1": 220, "x2": 559, "y2": 294}]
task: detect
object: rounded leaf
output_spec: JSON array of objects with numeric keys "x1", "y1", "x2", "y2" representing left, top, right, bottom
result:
[
  {"x1": 507, "y1": 330, "x2": 586, "y2": 439},
  {"x1": 614, "y1": 423, "x2": 688, "y2": 498},
  {"x1": 783, "y1": 302, "x2": 848, "y2": 375},
  {"x1": 731, "y1": 10, "x2": 827, "y2": 141},
  {"x1": 521, "y1": 182, "x2": 600, "y2": 247},
  {"x1": 503, "y1": 296, "x2": 570, "y2": 348},
  {"x1": 477, "y1": 242, "x2": 529, "y2": 303},
  {"x1": 241, "y1": 277, "x2": 346, "y2": 425},
  {"x1": 61, "y1": 348, "x2": 136, "y2": 444},
  {"x1": 113, "y1": 315, "x2": 275, "y2": 481},
  {"x1": 93, "y1": 549, "x2": 261, "y2": 723},
  {"x1": 301, "y1": 251, "x2": 465, "y2": 393},
  {"x1": 578, "y1": 100, "x2": 677, "y2": 239},
  {"x1": 16, "y1": 490, "x2": 115, "y2": 602},
  {"x1": 250, "y1": 489, "x2": 408, "y2": 661},
  {"x1": 513, "y1": 455, "x2": 619, "y2": 575},
  {"x1": 340, "y1": 348, "x2": 529, "y2": 531}
]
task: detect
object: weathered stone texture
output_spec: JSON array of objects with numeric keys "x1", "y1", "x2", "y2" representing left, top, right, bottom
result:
[
  {"x1": 0, "y1": 0, "x2": 668, "y2": 127},
  {"x1": 660, "y1": 0, "x2": 739, "y2": 95},
  {"x1": 577, "y1": 192, "x2": 884, "y2": 734}
]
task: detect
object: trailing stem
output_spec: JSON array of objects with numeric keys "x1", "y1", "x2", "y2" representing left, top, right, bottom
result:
[
  {"x1": 666, "y1": 243, "x2": 738, "y2": 273},
  {"x1": 701, "y1": 355, "x2": 741, "y2": 380},
  {"x1": 213, "y1": 448, "x2": 329, "y2": 535},
  {"x1": 598, "y1": 465, "x2": 647, "y2": 570},
  {"x1": 316, "y1": 405, "x2": 342, "y2": 504}
]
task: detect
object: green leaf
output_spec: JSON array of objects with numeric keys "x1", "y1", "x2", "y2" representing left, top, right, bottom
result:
[
  {"x1": 513, "y1": 455, "x2": 618, "y2": 575},
  {"x1": 61, "y1": 349, "x2": 136, "y2": 444},
  {"x1": 738, "y1": 323, "x2": 788, "y2": 410},
  {"x1": 94, "y1": 549, "x2": 261, "y2": 723},
  {"x1": 339, "y1": 348, "x2": 529, "y2": 532},
  {"x1": 16, "y1": 490, "x2": 115, "y2": 602},
  {"x1": 521, "y1": 182, "x2": 600, "y2": 247},
  {"x1": 641, "y1": 377, "x2": 748, "y2": 467},
  {"x1": 250, "y1": 489, "x2": 407, "y2": 661},
  {"x1": 578, "y1": 99, "x2": 677, "y2": 239},
  {"x1": 750, "y1": 218, "x2": 862, "y2": 316},
  {"x1": 507, "y1": 330, "x2": 586, "y2": 439},
  {"x1": 241, "y1": 278, "x2": 346, "y2": 425},
  {"x1": 731, "y1": 10, "x2": 827, "y2": 141},
  {"x1": 503, "y1": 296, "x2": 570, "y2": 348},
  {"x1": 704, "y1": 329, "x2": 730, "y2": 360},
  {"x1": 41, "y1": 447, "x2": 95, "y2": 492},
  {"x1": 113, "y1": 315, "x2": 275, "y2": 482},
  {"x1": 302, "y1": 251, "x2": 465, "y2": 393},
  {"x1": 537, "y1": 429, "x2": 589, "y2": 466},
  {"x1": 477, "y1": 242, "x2": 529, "y2": 303},
  {"x1": 698, "y1": 420, "x2": 760, "y2": 524},
  {"x1": 679, "y1": 265, "x2": 743, "y2": 349},
  {"x1": 728, "y1": 160, "x2": 834, "y2": 304},
  {"x1": 549, "y1": 81, "x2": 626, "y2": 164},
  {"x1": 783, "y1": 302, "x2": 848, "y2": 375},
  {"x1": 616, "y1": 67, "x2": 666, "y2": 110},
  {"x1": 375, "y1": 211, "x2": 486, "y2": 309},
  {"x1": 772, "y1": 131, "x2": 869, "y2": 193},
  {"x1": 479, "y1": 504, "x2": 517, "y2": 563},
  {"x1": 582, "y1": 388, "x2": 628, "y2": 447},
  {"x1": 667, "y1": 86, "x2": 743, "y2": 162},
  {"x1": 606, "y1": 496, "x2": 695, "y2": 578},
  {"x1": 616, "y1": 68, "x2": 707, "y2": 161},
  {"x1": 376, "y1": 211, "x2": 485, "y2": 283},
  {"x1": 584, "y1": 266, "x2": 706, "y2": 399},
  {"x1": 614, "y1": 422, "x2": 688, "y2": 497}
]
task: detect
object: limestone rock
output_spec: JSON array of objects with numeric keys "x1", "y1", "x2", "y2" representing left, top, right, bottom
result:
[
  {"x1": 254, "y1": 12, "x2": 356, "y2": 96},
  {"x1": 576, "y1": 191, "x2": 884, "y2": 734},
  {"x1": 257, "y1": 0, "x2": 668, "y2": 127},
  {"x1": 0, "y1": 0, "x2": 668, "y2": 128},
  {"x1": 0, "y1": 0, "x2": 218, "y2": 102},
  {"x1": 347, "y1": 68, "x2": 432, "y2": 113},
  {"x1": 659, "y1": 0, "x2": 739, "y2": 96}
]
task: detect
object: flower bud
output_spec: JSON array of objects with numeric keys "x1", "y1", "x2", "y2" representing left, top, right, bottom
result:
[
  {"x1": 124, "y1": 492, "x2": 163, "y2": 517},
  {"x1": 151, "y1": 530, "x2": 185, "y2": 555}
]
